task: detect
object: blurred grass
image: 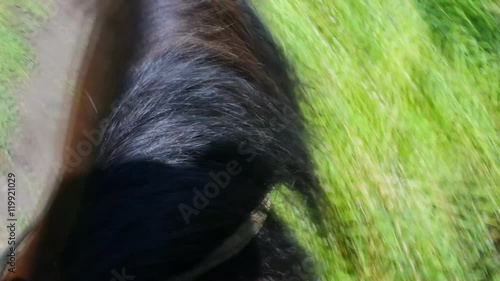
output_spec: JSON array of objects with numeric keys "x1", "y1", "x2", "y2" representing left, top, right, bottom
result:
[
  {"x1": 0, "y1": 0, "x2": 47, "y2": 161},
  {"x1": 253, "y1": 0, "x2": 500, "y2": 280}
]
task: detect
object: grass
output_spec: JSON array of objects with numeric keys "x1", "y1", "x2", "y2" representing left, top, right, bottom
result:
[
  {"x1": 252, "y1": 0, "x2": 500, "y2": 280},
  {"x1": 0, "y1": 0, "x2": 47, "y2": 161}
]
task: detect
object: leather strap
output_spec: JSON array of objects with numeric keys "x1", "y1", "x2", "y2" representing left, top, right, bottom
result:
[{"x1": 166, "y1": 196, "x2": 271, "y2": 281}]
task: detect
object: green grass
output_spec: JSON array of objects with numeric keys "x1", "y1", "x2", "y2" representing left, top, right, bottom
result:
[
  {"x1": 0, "y1": 0, "x2": 47, "y2": 160},
  {"x1": 252, "y1": 0, "x2": 500, "y2": 280}
]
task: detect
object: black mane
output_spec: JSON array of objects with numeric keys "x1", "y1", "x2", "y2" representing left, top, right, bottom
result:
[{"x1": 59, "y1": 1, "x2": 320, "y2": 280}]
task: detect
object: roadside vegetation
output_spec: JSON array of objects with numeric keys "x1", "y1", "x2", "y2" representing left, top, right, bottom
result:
[
  {"x1": 0, "y1": 0, "x2": 47, "y2": 164},
  {"x1": 253, "y1": 0, "x2": 500, "y2": 280}
]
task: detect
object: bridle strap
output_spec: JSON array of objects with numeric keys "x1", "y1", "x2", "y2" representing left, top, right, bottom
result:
[
  {"x1": 0, "y1": 197, "x2": 272, "y2": 281},
  {"x1": 166, "y1": 196, "x2": 272, "y2": 281}
]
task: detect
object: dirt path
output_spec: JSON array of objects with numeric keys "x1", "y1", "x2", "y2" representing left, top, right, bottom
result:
[{"x1": 0, "y1": 1, "x2": 92, "y2": 244}]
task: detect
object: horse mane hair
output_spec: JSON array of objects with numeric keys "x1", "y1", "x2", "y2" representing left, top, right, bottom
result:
[{"x1": 3, "y1": 1, "x2": 323, "y2": 280}]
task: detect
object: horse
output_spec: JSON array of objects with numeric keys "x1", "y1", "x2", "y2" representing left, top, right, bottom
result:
[{"x1": 1, "y1": 1, "x2": 321, "y2": 280}]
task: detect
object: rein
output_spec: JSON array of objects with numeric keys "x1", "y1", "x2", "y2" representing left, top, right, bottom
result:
[
  {"x1": 1, "y1": 196, "x2": 271, "y2": 280},
  {"x1": 167, "y1": 196, "x2": 271, "y2": 281}
]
